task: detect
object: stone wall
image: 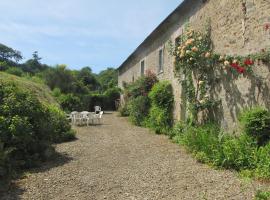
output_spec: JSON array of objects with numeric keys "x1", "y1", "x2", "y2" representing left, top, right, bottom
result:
[{"x1": 118, "y1": 0, "x2": 270, "y2": 132}]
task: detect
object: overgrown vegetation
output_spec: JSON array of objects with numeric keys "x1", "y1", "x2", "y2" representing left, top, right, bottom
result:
[
  {"x1": 0, "y1": 79, "x2": 75, "y2": 180},
  {"x1": 170, "y1": 107, "x2": 270, "y2": 180},
  {"x1": 147, "y1": 81, "x2": 174, "y2": 134},
  {"x1": 119, "y1": 71, "x2": 174, "y2": 134}
]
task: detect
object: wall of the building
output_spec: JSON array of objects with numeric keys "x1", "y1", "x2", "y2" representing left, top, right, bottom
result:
[{"x1": 118, "y1": 0, "x2": 270, "y2": 132}]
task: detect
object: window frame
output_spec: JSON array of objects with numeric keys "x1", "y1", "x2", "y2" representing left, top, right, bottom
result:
[
  {"x1": 158, "y1": 47, "x2": 164, "y2": 73},
  {"x1": 140, "y1": 59, "x2": 145, "y2": 76}
]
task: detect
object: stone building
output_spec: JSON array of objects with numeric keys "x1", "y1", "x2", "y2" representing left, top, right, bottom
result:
[{"x1": 118, "y1": 0, "x2": 270, "y2": 132}]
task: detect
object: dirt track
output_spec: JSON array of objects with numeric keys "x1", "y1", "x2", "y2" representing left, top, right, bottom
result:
[{"x1": 1, "y1": 112, "x2": 269, "y2": 200}]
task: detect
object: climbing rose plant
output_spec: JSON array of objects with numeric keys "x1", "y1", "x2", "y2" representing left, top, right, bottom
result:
[{"x1": 172, "y1": 24, "x2": 270, "y2": 124}]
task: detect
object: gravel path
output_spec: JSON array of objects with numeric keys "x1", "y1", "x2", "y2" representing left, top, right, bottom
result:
[{"x1": 1, "y1": 112, "x2": 269, "y2": 200}]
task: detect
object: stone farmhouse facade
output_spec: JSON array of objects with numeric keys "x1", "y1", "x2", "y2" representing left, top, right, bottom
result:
[{"x1": 118, "y1": 0, "x2": 270, "y2": 132}]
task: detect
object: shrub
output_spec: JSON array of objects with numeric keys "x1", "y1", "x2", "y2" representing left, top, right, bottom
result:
[
  {"x1": 127, "y1": 96, "x2": 150, "y2": 126},
  {"x1": 239, "y1": 107, "x2": 270, "y2": 145},
  {"x1": 118, "y1": 103, "x2": 129, "y2": 117},
  {"x1": 147, "y1": 106, "x2": 172, "y2": 134},
  {"x1": 147, "y1": 81, "x2": 174, "y2": 134},
  {"x1": 148, "y1": 81, "x2": 174, "y2": 109},
  {"x1": 124, "y1": 72, "x2": 158, "y2": 100},
  {"x1": 58, "y1": 93, "x2": 82, "y2": 112},
  {"x1": 45, "y1": 105, "x2": 76, "y2": 143},
  {"x1": 0, "y1": 82, "x2": 75, "y2": 178},
  {"x1": 5, "y1": 67, "x2": 24, "y2": 77}
]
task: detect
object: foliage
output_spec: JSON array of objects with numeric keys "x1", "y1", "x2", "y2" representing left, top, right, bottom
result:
[
  {"x1": 0, "y1": 72, "x2": 57, "y2": 105},
  {"x1": 57, "y1": 93, "x2": 82, "y2": 112},
  {"x1": 254, "y1": 143, "x2": 270, "y2": 179},
  {"x1": 148, "y1": 81, "x2": 174, "y2": 109},
  {"x1": 172, "y1": 24, "x2": 270, "y2": 125},
  {"x1": 147, "y1": 81, "x2": 174, "y2": 134},
  {"x1": 127, "y1": 96, "x2": 150, "y2": 126},
  {"x1": 124, "y1": 70, "x2": 158, "y2": 100},
  {"x1": 120, "y1": 71, "x2": 158, "y2": 118},
  {"x1": 97, "y1": 67, "x2": 118, "y2": 92},
  {"x1": 22, "y1": 51, "x2": 48, "y2": 74},
  {"x1": 118, "y1": 104, "x2": 129, "y2": 117},
  {"x1": 77, "y1": 67, "x2": 99, "y2": 91},
  {"x1": 0, "y1": 43, "x2": 22, "y2": 63},
  {"x1": 173, "y1": 25, "x2": 221, "y2": 124},
  {"x1": 5, "y1": 67, "x2": 24, "y2": 77},
  {"x1": 239, "y1": 107, "x2": 270, "y2": 145},
  {"x1": 255, "y1": 190, "x2": 270, "y2": 200},
  {"x1": 44, "y1": 65, "x2": 76, "y2": 94},
  {"x1": 0, "y1": 79, "x2": 75, "y2": 179},
  {"x1": 172, "y1": 120, "x2": 270, "y2": 179}
]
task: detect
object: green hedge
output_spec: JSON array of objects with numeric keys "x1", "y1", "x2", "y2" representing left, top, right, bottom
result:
[{"x1": 0, "y1": 82, "x2": 75, "y2": 179}]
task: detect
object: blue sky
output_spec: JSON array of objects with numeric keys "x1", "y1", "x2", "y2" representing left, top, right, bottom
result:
[{"x1": 0, "y1": 0, "x2": 182, "y2": 73}]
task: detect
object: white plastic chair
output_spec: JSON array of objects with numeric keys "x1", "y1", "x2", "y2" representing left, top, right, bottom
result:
[
  {"x1": 86, "y1": 112, "x2": 95, "y2": 126},
  {"x1": 94, "y1": 111, "x2": 103, "y2": 124},
  {"x1": 94, "y1": 106, "x2": 102, "y2": 114},
  {"x1": 80, "y1": 111, "x2": 90, "y2": 125},
  {"x1": 74, "y1": 112, "x2": 83, "y2": 125},
  {"x1": 70, "y1": 111, "x2": 78, "y2": 125}
]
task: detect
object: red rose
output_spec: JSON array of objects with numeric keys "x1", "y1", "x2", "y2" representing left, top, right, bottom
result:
[
  {"x1": 244, "y1": 59, "x2": 254, "y2": 65},
  {"x1": 237, "y1": 66, "x2": 245, "y2": 74},
  {"x1": 231, "y1": 63, "x2": 238, "y2": 68}
]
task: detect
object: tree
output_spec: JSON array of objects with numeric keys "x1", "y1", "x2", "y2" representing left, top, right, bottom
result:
[
  {"x1": 44, "y1": 65, "x2": 75, "y2": 93},
  {"x1": 77, "y1": 67, "x2": 99, "y2": 91},
  {"x1": 97, "y1": 68, "x2": 118, "y2": 92},
  {"x1": 23, "y1": 51, "x2": 47, "y2": 74},
  {"x1": 0, "y1": 43, "x2": 22, "y2": 63}
]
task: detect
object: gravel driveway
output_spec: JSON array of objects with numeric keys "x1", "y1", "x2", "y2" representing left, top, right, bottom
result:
[{"x1": 1, "y1": 112, "x2": 269, "y2": 200}]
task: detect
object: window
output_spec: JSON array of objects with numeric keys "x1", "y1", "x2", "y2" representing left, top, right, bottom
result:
[
  {"x1": 158, "y1": 48, "x2": 164, "y2": 72},
  {"x1": 140, "y1": 60, "x2": 145, "y2": 76}
]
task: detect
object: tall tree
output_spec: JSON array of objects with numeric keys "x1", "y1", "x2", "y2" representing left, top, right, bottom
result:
[{"x1": 0, "y1": 43, "x2": 22, "y2": 63}]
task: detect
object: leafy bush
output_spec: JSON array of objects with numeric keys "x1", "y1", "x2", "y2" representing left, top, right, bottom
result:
[
  {"x1": 0, "y1": 82, "x2": 75, "y2": 178},
  {"x1": 124, "y1": 71, "x2": 158, "y2": 100},
  {"x1": 5, "y1": 67, "x2": 24, "y2": 77},
  {"x1": 118, "y1": 103, "x2": 129, "y2": 117},
  {"x1": 57, "y1": 93, "x2": 82, "y2": 112},
  {"x1": 148, "y1": 81, "x2": 174, "y2": 109},
  {"x1": 239, "y1": 107, "x2": 270, "y2": 145},
  {"x1": 127, "y1": 96, "x2": 150, "y2": 126},
  {"x1": 147, "y1": 106, "x2": 172, "y2": 134},
  {"x1": 147, "y1": 81, "x2": 174, "y2": 134}
]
